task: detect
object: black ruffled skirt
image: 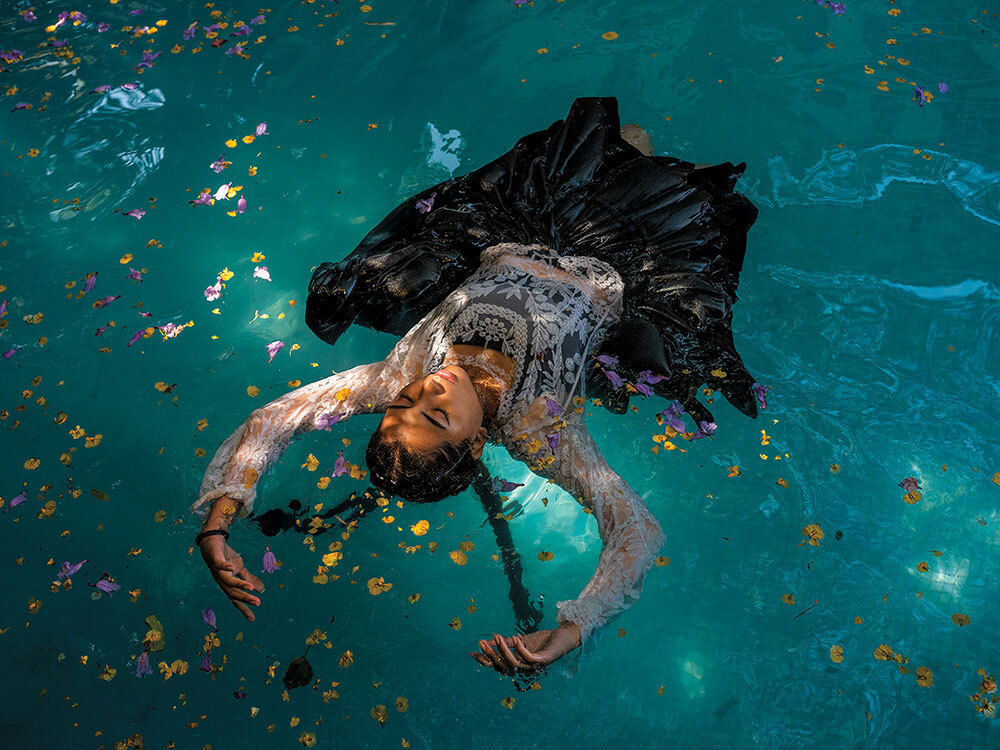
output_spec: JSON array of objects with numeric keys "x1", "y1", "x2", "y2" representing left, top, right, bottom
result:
[{"x1": 306, "y1": 97, "x2": 760, "y2": 425}]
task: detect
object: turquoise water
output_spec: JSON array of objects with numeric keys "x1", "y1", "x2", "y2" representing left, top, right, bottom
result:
[{"x1": 2, "y1": 1, "x2": 999, "y2": 748}]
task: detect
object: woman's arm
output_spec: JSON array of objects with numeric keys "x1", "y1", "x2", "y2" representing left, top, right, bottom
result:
[
  {"x1": 512, "y1": 416, "x2": 667, "y2": 646},
  {"x1": 192, "y1": 360, "x2": 401, "y2": 519},
  {"x1": 193, "y1": 360, "x2": 405, "y2": 620}
]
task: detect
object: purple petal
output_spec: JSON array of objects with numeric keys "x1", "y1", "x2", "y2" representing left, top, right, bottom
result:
[
  {"x1": 128, "y1": 8, "x2": 144, "y2": 15},
  {"x1": 97, "y1": 22, "x2": 109, "y2": 32},
  {"x1": 3, "y1": 347, "x2": 20, "y2": 360},
  {"x1": 546, "y1": 432, "x2": 560, "y2": 453},
  {"x1": 22, "y1": 11, "x2": 36, "y2": 23},
  {"x1": 128, "y1": 268, "x2": 143, "y2": 282},
  {"x1": 691, "y1": 420, "x2": 717, "y2": 440},
  {"x1": 237, "y1": 195, "x2": 247, "y2": 214},
  {"x1": 134, "y1": 649, "x2": 153, "y2": 678},
  {"x1": 594, "y1": 354, "x2": 620, "y2": 369},
  {"x1": 84, "y1": 273, "x2": 98, "y2": 293},
  {"x1": 13, "y1": 102, "x2": 31, "y2": 111},
  {"x1": 200, "y1": 652, "x2": 212, "y2": 672},
  {"x1": 191, "y1": 189, "x2": 214, "y2": 206},
  {"x1": 316, "y1": 412, "x2": 343, "y2": 431},
  {"x1": 225, "y1": 44, "x2": 245, "y2": 56},
  {"x1": 209, "y1": 155, "x2": 228, "y2": 174},
  {"x1": 632, "y1": 382, "x2": 653, "y2": 398},
  {"x1": 127, "y1": 329, "x2": 144, "y2": 347},
  {"x1": 938, "y1": 81, "x2": 949, "y2": 94},
  {"x1": 201, "y1": 608, "x2": 217, "y2": 630},
  {"x1": 204, "y1": 277, "x2": 222, "y2": 301},
  {"x1": 332, "y1": 450, "x2": 347, "y2": 477},
  {"x1": 262, "y1": 546, "x2": 278, "y2": 574},
  {"x1": 139, "y1": 311, "x2": 152, "y2": 317},
  {"x1": 8, "y1": 491, "x2": 28, "y2": 509},
  {"x1": 249, "y1": 14, "x2": 266, "y2": 25},
  {"x1": 266, "y1": 340, "x2": 285, "y2": 363},
  {"x1": 58, "y1": 559, "x2": 88, "y2": 580},
  {"x1": 657, "y1": 400, "x2": 687, "y2": 433},
  {"x1": 752, "y1": 382, "x2": 771, "y2": 410},
  {"x1": 122, "y1": 83, "x2": 139, "y2": 91},
  {"x1": 94, "y1": 578, "x2": 121, "y2": 595},
  {"x1": 124, "y1": 208, "x2": 145, "y2": 220},
  {"x1": 0, "y1": 299, "x2": 7, "y2": 317},
  {"x1": 490, "y1": 477, "x2": 524, "y2": 494},
  {"x1": 255, "y1": 121, "x2": 268, "y2": 136},
  {"x1": 95, "y1": 324, "x2": 109, "y2": 336},
  {"x1": 603, "y1": 369, "x2": 624, "y2": 389},
  {"x1": 233, "y1": 24, "x2": 251, "y2": 36},
  {"x1": 94, "y1": 295, "x2": 120, "y2": 308},
  {"x1": 545, "y1": 398, "x2": 563, "y2": 418},
  {"x1": 898, "y1": 477, "x2": 921, "y2": 492},
  {"x1": 415, "y1": 193, "x2": 436, "y2": 214}
]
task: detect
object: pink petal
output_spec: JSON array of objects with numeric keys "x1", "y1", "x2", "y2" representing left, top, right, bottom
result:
[
  {"x1": 252, "y1": 266, "x2": 272, "y2": 282},
  {"x1": 266, "y1": 340, "x2": 285, "y2": 363}
]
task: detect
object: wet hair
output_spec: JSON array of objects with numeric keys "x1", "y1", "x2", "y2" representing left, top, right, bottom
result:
[{"x1": 366, "y1": 429, "x2": 480, "y2": 503}]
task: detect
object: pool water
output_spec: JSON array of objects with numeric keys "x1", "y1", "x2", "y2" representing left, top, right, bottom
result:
[{"x1": 2, "y1": 1, "x2": 999, "y2": 748}]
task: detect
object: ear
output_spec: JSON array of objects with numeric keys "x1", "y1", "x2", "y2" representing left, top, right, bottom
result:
[{"x1": 470, "y1": 426, "x2": 488, "y2": 460}]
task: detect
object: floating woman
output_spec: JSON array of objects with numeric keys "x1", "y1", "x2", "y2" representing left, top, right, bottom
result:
[{"x1": 191, "y1": 97, "x2": 763, "y2": 676}]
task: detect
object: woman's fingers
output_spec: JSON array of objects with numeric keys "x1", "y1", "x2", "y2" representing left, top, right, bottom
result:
[
  {"x1": 513, "y1": 635, "x2": 548, "y2": 664},
  {"x1": 470, "y1": 652, "x2": 491, "y2": 667},
  {"x1": 223, "y1": 584, "x2": 261, "y2": 606},
  {"x1": 236, "y1": 567, "x2": 266, "y2": 593},
  {"x1": 494, "y1": 634, "x2": 530, "y2": 671},
  {"x1": 478, "y1": 639, "x2": 508, "y2": 673},
  {"x1": 231, "y1": 598, "x2": 256, "y2": 622},
  {"x1": 213, "y1": 568, "x2": 256, "y2": 591}
]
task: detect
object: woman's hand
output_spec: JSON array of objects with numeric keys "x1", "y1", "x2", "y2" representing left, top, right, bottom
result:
[
  {"x1": 470, "y1": 622, "x2": 582, "y2": 675},
  {"x1": 198, "y1": 534, "x2": 265, "y2": 622}
]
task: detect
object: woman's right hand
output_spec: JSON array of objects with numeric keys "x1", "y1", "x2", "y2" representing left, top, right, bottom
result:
[{"x1": 198, "y1": 534, "x2": 265, "y2": 621}]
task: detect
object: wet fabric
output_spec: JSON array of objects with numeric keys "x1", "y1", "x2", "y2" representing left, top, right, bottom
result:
[{"x1": 306, "y1": 95, "x2": 760, "y2": 425}]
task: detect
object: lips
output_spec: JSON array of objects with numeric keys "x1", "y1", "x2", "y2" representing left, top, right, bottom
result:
[{"x1": 435, "y1": 368, "x2": 458, "y2": 384}]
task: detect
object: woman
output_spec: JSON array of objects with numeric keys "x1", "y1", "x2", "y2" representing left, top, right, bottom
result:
[{"x1": 192, "y1": 97, "x2": 762, "y2": 675}]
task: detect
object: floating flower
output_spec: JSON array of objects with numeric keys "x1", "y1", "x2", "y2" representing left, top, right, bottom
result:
[
  {"x1": 134, "y1": 648, "x2": 153, "y2": 678},
  {"x1": 603, "y1": 369, "x2": 624, "y2": 389},
  {"x1": 204, "y1": 276, "x2": 222, "y2": 301},
  {"x1": 234, "y1": 687, "x2": 247, "y2": 699},
  {"x1": 57, "y1": 559, "x2": 88, "y2": 580},
  {"x1": 183, "y1": 22, "x2": 198, "y2": 40},
  {"x1": 2, "y1": 348, "x2": 20, "y2": 360},
  {"x1": 316, "y1": 412, "x2": 343, "y2": 431},
  {"x1": 213, "y1": 182, "x2": 233, "y2": 201},
  {"x1": 490, "y1": 477, "x2": 524, "y2": 494},
  {"x1": 594, "y1": 354, "x2": 619, "y2": 368},
  {"x1": 200, "y1": 652, "x2": 212, "y2": 672},
  {"x1": 136, "y1": 50, "x2": 162, "y2": 70},
  {"x1": 265, "y1": 340, "x2": 284, "y2": 363},
  {"x1": 415, "y1": 192, "x2": 436, "y2": 214},
  {"x1": 92, "y1": 574, "x2": 121, "y2": 595},
  {"x1": 898, "y1": 477, "x2": 921, "y2": 492},
  {"x1": 4, "y1": 491, "x2": 28, "y2": 511},
  {"x1": 21, "y1": 11, "x2": 36, "y2": 23},
  {"x1": 691, "y1": 420, "x2": 717, "y2": 440},
  {"x1": 545, "y1": 398, "x2": 562, "y2": 417},
  {"x1": 190, "y1": 188, "x2": 214, "y2": 206},
  {"x1": 752, "y1": 382, "x2": 771, "y2": 409},
  {"x1": 262, "y1": 546, "x2": 278, "y2": 573},
  {"x1": 209, "y1": 154, "x2": 230, "y2": 174},
  {"x1": 253, "y1": 266, "x2": 271, "y2": 282},
  {"x1": 938, "y1": 81, "x2": 949, "y2": 94},
  {"x1": 236, "y1": 194, "x2": 247, "y2": 214},
  {"x1": 128, "y1": 8, "x2": 144, "y2": 15},
  {"x1": 0, "y1": 50, "x2": 25, "y2": 64},
  {"x1": 127, "y1": 329, "x2": 144, "y2": 347},
  {"x1": 84, "y1": 273, "x2": 98, "y2": 293},
  {"x1": 202, "y1": 608, "x2": 217, "y2": 631},
  {"x1": 0, "y1": 299, "x2": 7, "y2": 317},
  {"x1": 12, "y1": 102, "x2": 31, "y2": 111},
  {"x1": 657, "y1": 400, "x2": 687, "y2": 432},
  {"x1": 631, "y1": 381, "x2": 653, "y2": 397},
  {"x1": 225, "y1": 44, "x2": 246, "y2": 57},
  {"x1": 124, "y1": 209, "x2": 146, "y2": 220},
  {"x1": 127, "y1": 268, "x2": 143, "y2": 282},
  {"x1": 332, "y1": 450, "x2": 347, "y2": 477},
  {"x1": 95, "y1": 324, "x2": 110, "y2": 336},
  {"x1": 97, "y1": 21, "x2": 109, "y2": 32},
  {"x1": 255, "y1": 121, "x2": 268, "y2": 136},
  {"x1": 93, "y1": 295, "x2": 121, "y2": 308},
  {"x1": 249, "y1": 14, "x2": 266, "y2": 25},
  {"x1": 913, "y1": 85, "x2": 928, "y2": 107}
]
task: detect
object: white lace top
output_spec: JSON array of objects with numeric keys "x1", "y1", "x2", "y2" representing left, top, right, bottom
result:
[{"x1": 192, "y1": 243, "x2": 667, "y2": 646}]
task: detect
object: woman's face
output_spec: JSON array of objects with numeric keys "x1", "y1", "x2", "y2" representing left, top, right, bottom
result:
[{"x1": 377, "y1": 366, "x2": 486, "y2": 456}]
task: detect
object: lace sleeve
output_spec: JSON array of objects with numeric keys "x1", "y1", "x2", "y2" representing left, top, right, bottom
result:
[
  {"x1": 507, "y1": 407, "x2": 666, "y2": 645},
  {"x1": 191, "y1": 360, "x2": 404, "y2": 519}
]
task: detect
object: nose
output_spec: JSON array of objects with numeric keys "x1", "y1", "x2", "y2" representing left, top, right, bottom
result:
[{"x1": 422, "y1": 374, "x2": 446, "y2": 396}]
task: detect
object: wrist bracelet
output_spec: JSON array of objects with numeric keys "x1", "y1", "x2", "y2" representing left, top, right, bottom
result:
[{"x1": 195, "y1": 528, "x2": 229, "y2": 545}]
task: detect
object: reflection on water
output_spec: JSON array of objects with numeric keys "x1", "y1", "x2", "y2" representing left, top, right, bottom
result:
[{"x1": 744, "y1": 144, "x2": 1000, "y2": 227}]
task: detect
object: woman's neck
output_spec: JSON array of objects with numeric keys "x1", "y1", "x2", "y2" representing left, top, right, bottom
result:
[{"x1": 446, "y1": 345, "x2": 515, "y2": 423}]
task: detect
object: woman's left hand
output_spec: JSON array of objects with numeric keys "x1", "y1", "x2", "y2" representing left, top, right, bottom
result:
[{"x1": 470, "y1": 622, "x2": 581, "y2": 675}]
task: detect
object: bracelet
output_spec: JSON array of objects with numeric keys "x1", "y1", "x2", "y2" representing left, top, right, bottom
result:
[{"x1": 195, "y1": 528, "x2": 230, "y2": 545}]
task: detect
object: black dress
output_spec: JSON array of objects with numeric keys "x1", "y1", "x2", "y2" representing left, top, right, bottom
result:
[{"x1": 305, "y1": 96, "x2": 760, "y2": 427}]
